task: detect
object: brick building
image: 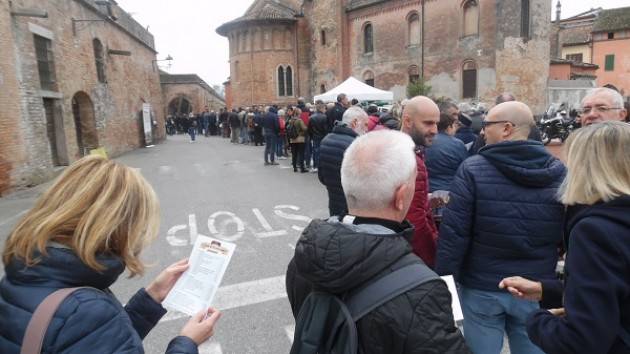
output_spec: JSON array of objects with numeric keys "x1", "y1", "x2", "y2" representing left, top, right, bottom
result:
[
  {"x1": 218, "y1": 0, "x2": 552, "y2": 112},
  {"x1": 160, "y1": 73, "x2": 226, "y2": 116},
  {"x1": 550, "y1": 4, "x2": 630, "y2": 98},
  {"x1": 0, "y1": 0, "x2": 165, "y2": 195}
]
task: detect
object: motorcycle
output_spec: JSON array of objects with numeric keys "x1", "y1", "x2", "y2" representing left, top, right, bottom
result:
[{"x1": 538, "y1": 113, "x2": 577, "y2": 145}]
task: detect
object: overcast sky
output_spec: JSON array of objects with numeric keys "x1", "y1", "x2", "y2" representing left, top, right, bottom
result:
[{"x1": 115, "y1": 0, "x2": 630, "y2": 90}]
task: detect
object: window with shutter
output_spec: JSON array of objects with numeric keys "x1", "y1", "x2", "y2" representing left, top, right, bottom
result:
[
  {"x1": 462, "y1": 61, "x2": 477, "y2": 98},
  {"x1": 605, "y1": 55, "x2": 615, "y2": 71}
]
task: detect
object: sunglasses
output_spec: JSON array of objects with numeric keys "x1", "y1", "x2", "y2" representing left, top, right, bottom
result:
[{"x1": 481, "y1": 120, "x2": 514, "y2": 128}]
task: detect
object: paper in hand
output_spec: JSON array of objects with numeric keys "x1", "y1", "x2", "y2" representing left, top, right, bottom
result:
[{"x1": 163, "y1": 236, "x2": 236, "y2": 316}]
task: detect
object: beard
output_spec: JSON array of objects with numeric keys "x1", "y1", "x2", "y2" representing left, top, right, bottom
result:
[{"x1": 409, "y1": 126, "x2": 434, "y2": 147}]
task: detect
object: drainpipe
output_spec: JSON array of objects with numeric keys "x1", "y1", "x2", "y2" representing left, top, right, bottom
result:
[{"x1": 421, "y1": 0, "x2": 425, "y2": 81}]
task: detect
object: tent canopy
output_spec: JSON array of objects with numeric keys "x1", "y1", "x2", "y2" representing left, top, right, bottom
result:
[{"x1": 314, "y1": 77, "x2": 394, "y2": 102}]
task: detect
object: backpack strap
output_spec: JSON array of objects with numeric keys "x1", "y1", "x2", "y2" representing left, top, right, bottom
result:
[
  {"x1": 346, "y1": 260, "x2": 441, "y2": 321},
  {"x1": 619, "y1": 326, "x2": 630, "y2": 348},
  {"x1": 21, "y1": 287, "x2": 89, "y2": 354}
]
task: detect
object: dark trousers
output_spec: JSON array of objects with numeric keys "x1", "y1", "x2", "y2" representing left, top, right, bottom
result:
[
  {"x1": 264, "y1": 135, "x2": 277, "y2": 163},
  {"x1": 304, "y1": 136, "x2": 312, "y2": 167},
  {"x1": 291, "y1": 143, "x2": 305, "y2": 171},
  {"x1": 312, "y1": 137, "x2": 322, "y2": 169},
  {"x1": 254, "y1": 127, "x2": 264, "y2": 146}
]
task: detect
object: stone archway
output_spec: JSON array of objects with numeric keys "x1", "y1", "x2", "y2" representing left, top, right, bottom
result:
[
  {"x1": 71, "y1": 91, "x2": 99, "y2": 156},
  {"x1": 168, "y1": 96, "x2": 193, "y2": 116}
]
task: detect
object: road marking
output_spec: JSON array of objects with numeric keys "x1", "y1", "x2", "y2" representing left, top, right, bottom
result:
[
  {"x1": 288, "y1": 243, "x2": 296, "y2": 250},
  {"x1": 0, "y1": 210, "x2": 28, "y2": 227},
  {"x1": 158, "y1": 165, "x2": 173, "y2": 175},
  {"x1": 198, "y1": 342, "x2": 223, "y2": 354},
  {"x1": 161, "y1": 275, "x2": 287, "y2": 322},
  {"x1": 208, "y1": 211, "x2": 245, "y2": 242},
  {"x1": 252, "y1": 208, "x2": 287, "y2": 238},
  {"x1": 285, "y1": 325, "x2": 295, "y2": 344}
]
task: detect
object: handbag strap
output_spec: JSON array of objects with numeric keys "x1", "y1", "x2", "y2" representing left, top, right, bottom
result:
[{"x1": 21, "y1": 287, "x2": 88, "y2": 354}]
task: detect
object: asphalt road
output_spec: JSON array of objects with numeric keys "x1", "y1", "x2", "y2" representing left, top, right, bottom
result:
[
  {"x1": 0, "y1": 133, "x2": 535, "y2": 353},
  {"x1": 0, "y1": 134, "x2": 329, "y2": 354}
]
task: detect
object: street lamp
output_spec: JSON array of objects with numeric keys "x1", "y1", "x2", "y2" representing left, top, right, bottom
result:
[{"x1": 152, "y1": 55, "x2": 174, "y2": 71}]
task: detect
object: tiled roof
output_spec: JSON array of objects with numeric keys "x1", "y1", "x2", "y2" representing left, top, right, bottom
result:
[
  {"x1": 593, "y1": 6, "x2": 630, "y2": 32},
  {"x1": 216, "y1": 0, "x2": 298, "y2": 36}
]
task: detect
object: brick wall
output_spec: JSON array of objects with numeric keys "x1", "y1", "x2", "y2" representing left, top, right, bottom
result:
[
  {"x1": 2, "y1": 0, "x2": 164, "y2": 193},
  {"x1": 162, "y1": 83, "x2": 226, "y2": 114}
]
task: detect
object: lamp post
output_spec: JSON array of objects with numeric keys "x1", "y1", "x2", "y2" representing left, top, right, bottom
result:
[{"x1": 152, "y1": 55, "x2": 174, "y2": 71}]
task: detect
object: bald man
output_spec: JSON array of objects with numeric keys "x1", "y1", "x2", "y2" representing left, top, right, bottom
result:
[
  {"x1": 400, "y1": 96, "x2": 440, "y2": 268},
  {"x1": 436, "y1": 101, "x2": 566, "y2": 354}
]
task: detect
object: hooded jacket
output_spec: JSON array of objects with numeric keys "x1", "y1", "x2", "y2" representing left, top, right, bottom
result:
[
  {"x1": 286, "y1": 217, "x2": 471, "y2": 354},
  {"x1": 318, "y1": 125, "x2": 358, "y2": 216},
  {"x1": 527, "y1": 196, "x2": 630, "y2": 354},
  {"x1": 0, "y1": 246, "x2": 195, "y2": 354},
  {"x1": 425, "y1": 132, "x2": 469, "y2": 192},
  {"x1": 436, "y1": 140, "x2": 566, "y2": 291}
]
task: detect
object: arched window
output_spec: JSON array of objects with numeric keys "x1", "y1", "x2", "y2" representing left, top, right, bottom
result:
[
  {"x1": 363, "y1": 23, "x2": 373, "y2": 54},
  {"x1": 277, "y1": 66, "x2": 285, "y2": 96},
  {"x1": 321, "y1": 29, "x2": 326, "y2": 46},
  {"x1": 408, "y1": 65, "x2": 420, "y2": 83},
  {"x1": 463, "y1": 0, "x2": 479, "y2": 36},
  {"x1": 462, "y1": 60, "x2": 477, "y2": 98},
  {"x1": 320, "y1": 84, "x2": 326, "y2": 93},
  {"x1": 93, "y1": 38, "x2": 106, "y2": 83},
  {"x1": 521, "y1": 0, "x2": 530, "y2": 39},
  {"x1": 285, "y1": 66, "x2": 293, "y2": 96},
  {"x1": 363, "y1": 70, "x2": 375, "y2": 87},
  {"x1": 408, "y1": 13, "x2": 421, "y2": 46}
]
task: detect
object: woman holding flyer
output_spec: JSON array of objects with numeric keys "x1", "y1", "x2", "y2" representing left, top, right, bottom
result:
[{"x1": 0, "y1": 156, "x2": 221, "y2": 354}]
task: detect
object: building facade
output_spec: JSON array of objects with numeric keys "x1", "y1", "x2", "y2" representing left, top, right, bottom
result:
[
  {"x1": 591, "y1": 7, "x2": 630, "y2": 97},
  {"x1": 1, "y1": 0, "x2": 165, "y2": 195},
  {"x1": 161, "y1": 73, "x2": 226, "y2": 116},
  {"x1": 218, "y1": 0, "x2": 552, "y2": 112}
]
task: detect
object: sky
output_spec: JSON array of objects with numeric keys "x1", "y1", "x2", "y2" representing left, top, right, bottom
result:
[{"x1": 115, "y1": 0, "x2": 630, "y2": 91}]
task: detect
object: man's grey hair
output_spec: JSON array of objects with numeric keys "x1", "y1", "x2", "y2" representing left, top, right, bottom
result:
[
  {"x1": 583, "y1": 87, "x2": 625, "y2": 108},
  {"x1": 342, "y1": 106, "x2": 368, "y2": 125},
  {"x1": 341, "y1": 130, "x2": 416, "y2": 210},
  {"x1": 496, "y1": 93, "x2": 516, "y2": 105}
]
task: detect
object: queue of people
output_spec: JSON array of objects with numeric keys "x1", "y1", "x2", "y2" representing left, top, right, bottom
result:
[{"x1": 0, "y1": 87, "x2": 629, "y2": 354}]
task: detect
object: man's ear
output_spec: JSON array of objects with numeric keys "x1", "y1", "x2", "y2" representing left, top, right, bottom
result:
[{"x1": 393, "y1": 183, "x2": 408, "y2": 211}]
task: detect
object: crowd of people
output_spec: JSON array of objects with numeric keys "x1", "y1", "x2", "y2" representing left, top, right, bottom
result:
[{"x1": 0, "y1": 86, "x2": 628, "y2": 354}]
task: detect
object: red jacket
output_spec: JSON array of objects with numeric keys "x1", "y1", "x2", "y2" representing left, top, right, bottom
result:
[
  {"x1": 300, "y1": 111, "x2": 310, "y2": 126},
  {"x1": 405, "y1": 148, "x2": 438, "y2": 268}
]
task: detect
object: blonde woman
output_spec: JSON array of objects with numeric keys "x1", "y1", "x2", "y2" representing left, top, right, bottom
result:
[
  {"x1": 0, "y1": 156, "x2": 220, "y2": 353},
  {"x1": 501, "y1": 122, "x2": 630, "y2": 353}
]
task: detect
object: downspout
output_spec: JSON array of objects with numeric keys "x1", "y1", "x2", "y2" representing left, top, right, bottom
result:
[{"x1": 421, "y1": 0, "x2": 425, "y2": 81}]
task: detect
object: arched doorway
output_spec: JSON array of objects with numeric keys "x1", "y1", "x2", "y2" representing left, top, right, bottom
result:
[
  {"x1": 71, "y1": 92, "x2": 99, "y2": 156},
  {"x1": 168, "y1": 96, "x2": 193, "y2": 116}
]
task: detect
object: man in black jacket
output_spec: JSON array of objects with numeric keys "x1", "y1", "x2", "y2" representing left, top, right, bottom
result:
[
  {"x1": 308, "y1": 102, "x2": 329, "y2": 173},
  {"x1": 318, "y1": 106, "x2": 369, "y2": 217},
  {"x1": 326, "y1": 93, "x2": 349, "y2": 131},
  {"x1": 287, "y1": 130, "x2": 470, "y2": 354}
]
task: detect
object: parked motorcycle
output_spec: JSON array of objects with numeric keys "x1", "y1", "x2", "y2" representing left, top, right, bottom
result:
[{"x1": 538, "y1": 112, "x2": 577, "y2": 145}]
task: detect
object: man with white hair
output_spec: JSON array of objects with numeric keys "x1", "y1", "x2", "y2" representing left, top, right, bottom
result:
[
  {"x1": 287, "y1": 130, "x2": 470, "y2": 354},
  {"x1": 318, "y1": 106, "x2": 369, "y2": 216},
  {"x1": 579, "y1": 87, "x2": 628, "y2": 126}
]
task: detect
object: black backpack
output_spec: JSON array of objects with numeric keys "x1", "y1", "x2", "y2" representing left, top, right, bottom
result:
[
  {"x1": 287, "y1": 119, "x2": 300, "y2": 140},
  {"x1": 290, "y1": 258, "x2": 441, "y2": 354}
]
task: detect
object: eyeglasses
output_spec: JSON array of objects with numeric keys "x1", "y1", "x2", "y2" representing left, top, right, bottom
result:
[
  {"x1": 577, "y1": 106, "x2": 623, "y2": 115},
  {"x1": 481, "y1": 120, "x2": 514, "y2": 128}
]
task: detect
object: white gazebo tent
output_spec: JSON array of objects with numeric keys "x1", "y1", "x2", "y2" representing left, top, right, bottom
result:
[{"x1": 313, "y1": 77, "x2": 394, "y2": 102}]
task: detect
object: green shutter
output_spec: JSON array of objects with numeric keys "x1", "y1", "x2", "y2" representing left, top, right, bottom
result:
[{"x1": 605, "y1": 55, "x2": 615, "y2": 71}]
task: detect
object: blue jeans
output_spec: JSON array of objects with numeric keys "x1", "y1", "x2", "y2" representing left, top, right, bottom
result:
[
  {"x1": 276, "y1": 136, "x2": 285, "y2": 157},
  {"x1": 264, "y1": 134, "x2": 277, "y2": 163},
  {"x1": 312, "y1": 137, "x2": 322, "y2": 168},
  {"x1": 460, "y1": 287, "x2": 544, "y2": 354},
  {"x1": 188, "y1": 127, "x2": 196, "y2": 141}
]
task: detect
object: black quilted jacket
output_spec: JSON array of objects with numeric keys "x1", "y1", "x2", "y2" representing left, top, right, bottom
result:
[{"x1": 286, "y1": 218, "x2": 471, "y2": 354}]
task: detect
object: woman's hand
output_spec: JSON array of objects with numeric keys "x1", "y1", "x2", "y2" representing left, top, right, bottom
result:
[
  {"x1": 181, "y1": 308, "x2": 222, "y2": 345},
  {"x1": 146, "y1": 258, "x2": 189, "y2": 303},
  {"x1": 498, "y1": 276, "x2": 543, "y2": 301}
]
